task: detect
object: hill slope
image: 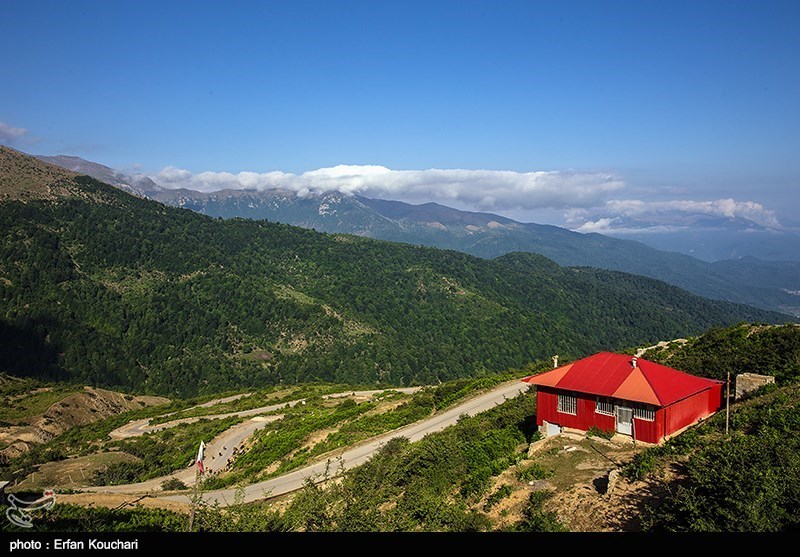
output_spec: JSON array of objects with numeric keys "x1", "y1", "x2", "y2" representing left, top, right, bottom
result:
[
  {"x1": 33, "y1": 152, "x2": 800, "y2": 316},
  {"x1": 150, "y1": 184, "x2": 800, "y2": 316},
  {"x1": 0, "y1": 145, "x2": 793, "y2": 396}
]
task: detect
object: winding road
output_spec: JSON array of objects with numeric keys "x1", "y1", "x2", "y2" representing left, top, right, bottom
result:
[{"x1": 86, "y1": 381, "x2": 531, "y2": 506}]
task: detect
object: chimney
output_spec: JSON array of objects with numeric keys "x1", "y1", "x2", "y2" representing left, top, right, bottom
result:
[
  {"x1": 552, "y1": 355, "x2": 559, "y2": 369},
  {"x1": 632, "y1": 357, "x2": 638, "y2": 368}
]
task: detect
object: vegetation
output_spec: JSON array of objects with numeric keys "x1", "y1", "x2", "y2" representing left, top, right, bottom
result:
[
  {"x1": 0, "y1": 374, "x2": 514, "y2": 490},
  {"x1": 148, "y1": 176, "x2": 800, "y2": 317},
  {"x1": 643, "y1": 322, "x2": 800, "y2": 383},
  {"x1": 505, "y1": 491, "x2": 567, "y2": 532},
  {"x1": 10, "y1": 323, "x2": 800, "y2": 532},
  {"x1": 147, "y1": 383, "x2": 361, "y2": 425},
  {"x1": 622, "y1": 324, "x2": 800, "y2": 531},
  {"x1": 587, "y1": 425, "x2": 615, "y2": 440},
  {"x1": 0, "y1": 373, "x2": 82, "y2": 426},
  {"x1": 3, "y1": 149, "x2": 800, "y2": 532},
  {"x1": 1, "y1": 148, "x2": 791, "y2": 397},
  {"x1": 268, "y1": 391, "x2": 539, "y2": 531},
  {"x1": 161, "y1": 477, "x2": 189, "y2": 491},
  {"x1": 0, "y1": 503, "x2": 187, "y2": 532},
  {"x1": 637, "y1": 383, "x2": 800, "y2": 531},
  {"x1": 2, "y1": 381, "x2": 543, "y2": 532}
]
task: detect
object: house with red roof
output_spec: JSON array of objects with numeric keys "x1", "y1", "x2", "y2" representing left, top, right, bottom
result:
[{"x1": 521, "y1": 352, "x2": 724, "y2": 444}]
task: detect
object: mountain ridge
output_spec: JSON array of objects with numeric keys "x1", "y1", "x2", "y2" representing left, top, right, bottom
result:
[
  {"x1": 1, "y1": 145, "x2": 792, "y2": 397},
  {"x1": 25, "y1": 150, "x2": 800, "y2": 317}
]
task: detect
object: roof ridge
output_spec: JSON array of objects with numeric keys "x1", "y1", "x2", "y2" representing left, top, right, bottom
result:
[{"x1": 633, "y1": 361, "x2": 665, "y2": 406}]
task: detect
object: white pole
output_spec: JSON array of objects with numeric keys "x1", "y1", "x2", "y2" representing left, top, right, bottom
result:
[
  {"x1": 188, "y1": 466, "x2": 200, "y2": 531},
  {"x1": 726, "y1": 371, "x2": 730, "y2": 435}
]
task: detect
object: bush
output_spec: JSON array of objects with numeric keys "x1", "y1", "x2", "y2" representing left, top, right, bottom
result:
[
  {"x1": 510, "y1": 491, "x2": 566, "y2": 532},
  {"x1": 516, "y1": 461, "x2": 553, "y2": 482},
  {"x1": 483, "y1": 484, "x2": 513, "y2": 511},
  {"x1": 160, "y1": 477, "x2": 189, "y2": 491},
  {"x1": 587, "y1": 426, "x2": 614, "y2": 440}
]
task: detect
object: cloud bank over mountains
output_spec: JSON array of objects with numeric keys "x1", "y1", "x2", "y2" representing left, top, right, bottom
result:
[
  {"x1": 567, "y1": 199, "x2": 785, "y2": 234},
  {"x1": 145, "y1": 164, "x2": 788, "y2": 232},
  {"x1": 148, "y1": 164, "x2": 625, "y2": 213}
]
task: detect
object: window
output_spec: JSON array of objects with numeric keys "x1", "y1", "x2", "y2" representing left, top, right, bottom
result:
[
  {"x1": 595, "y1": 398, "x2": 614, "y2": 416},
  {"x1": 633, "y1": 404, "x2": 655, "y2": 421},
  {"x1": 557, "y1": 393, "x2": 577, "y2": 415}
]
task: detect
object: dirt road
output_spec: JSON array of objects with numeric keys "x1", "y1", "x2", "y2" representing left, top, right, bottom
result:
[
  {"x1": 157, "y1": 379, "x2": 530, "y2": 506},
  {"x1": 88, "y1": 388, "x2": 423, "y2": 494}
]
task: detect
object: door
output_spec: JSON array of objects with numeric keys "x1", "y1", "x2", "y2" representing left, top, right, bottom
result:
[{"x1": 616, "y1": 406, "x2": 633, "y2": 435}]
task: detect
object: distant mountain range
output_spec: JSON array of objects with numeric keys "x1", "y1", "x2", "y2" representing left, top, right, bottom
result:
[
  {"x1": 580, "y1": 210, "x2": 800, "y2": 263},
  {"x1": 33, "y1": 153, "x2": 800, "y2": 317},
  {"x1": 2, "y1": 145, "x2": 793, "y2": 396}
]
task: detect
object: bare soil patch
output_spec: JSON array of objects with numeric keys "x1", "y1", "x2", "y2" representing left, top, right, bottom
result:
[
  {"x1": 476, "y1": 432, "x2": 668, "y2": 532},
  {"x1": 54, "y1": 492, "x2": 191, "y2": 514},
  {"x1": 12, "y1": 451, "x2": 141, "y2": 492}
]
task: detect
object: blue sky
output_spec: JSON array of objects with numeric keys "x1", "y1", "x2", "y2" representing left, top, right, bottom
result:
[{"x1": 2, "y1": 0, "x2": 799, "y2": 229}]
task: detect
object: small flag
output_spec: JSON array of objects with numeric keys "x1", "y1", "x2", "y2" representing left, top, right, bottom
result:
[{"x1": 196, "y1": 440, "x2": 206, "y2": 474}]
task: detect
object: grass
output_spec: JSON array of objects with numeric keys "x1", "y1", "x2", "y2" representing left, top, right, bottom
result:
[
  {"x1": 12, "y1": 451, "x2": 141, "y2": 492},
  {"x1": 4, "y1": 373, "x2": 518, "y2": 495},
  {"x1": 0, "y1": 381, "x2": 83, "y2": 425}
]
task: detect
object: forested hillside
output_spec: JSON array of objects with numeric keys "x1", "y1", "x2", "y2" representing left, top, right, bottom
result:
[
  {"x1": 621, "y1": 323, "x2": 800, "y2": 531},
  {"x1": 11, "y1": 323, "x2": 800, "y2": 532},
  {"x1": 642, "y1": 323, "x2": 800, "y2": 383},
  {"x1": 0, "y1": 146, "x2": 793, "y2": 397}
]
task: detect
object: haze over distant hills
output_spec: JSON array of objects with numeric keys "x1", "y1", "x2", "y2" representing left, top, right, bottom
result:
[{"x1": 33, "y1": 152, "x2": 800, "y2": 317}]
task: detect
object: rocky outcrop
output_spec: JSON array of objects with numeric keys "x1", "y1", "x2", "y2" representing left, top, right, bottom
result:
[{"x1": 0, "y1": 387, "x2": 168, "y2": 461}]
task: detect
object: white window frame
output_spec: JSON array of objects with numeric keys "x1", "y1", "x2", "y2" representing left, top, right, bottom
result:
[
  {"x1": 595, "y1": 397, "x2": 614, "y2": 416},
  {"x1": 557, "y1": 392, "x2": 577, "y2": 415},
  {"x1": 633, "y1": 404, "x2": 656, "y2": 422}
]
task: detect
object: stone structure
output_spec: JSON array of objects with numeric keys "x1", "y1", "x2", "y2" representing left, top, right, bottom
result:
[{"x1": 735, "y1": 373, "x2": 775, "y2": 400}]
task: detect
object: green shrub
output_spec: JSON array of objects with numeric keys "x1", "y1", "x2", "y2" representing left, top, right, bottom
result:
[
  {"x1": 516, "y1": 461, "x2": 553, "y2": 482},
  {"x1": 587, "y1": 426, "x2": 614, "y2": 440},
  {"x1": 509, "y1": 491, "x2": 567, "y2": 532},
  {"x1": 483, "y1": 484, "x2": 513, "y2": 511},
  {"x1": 160, "y1": 477, "x2": 189, "y2": 491}
]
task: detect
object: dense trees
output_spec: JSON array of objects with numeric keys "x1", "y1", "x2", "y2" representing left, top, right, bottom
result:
[
  {"x1": 1, "y1": 174, "x2": 792, "y2": 396},
  {"x1": 626, "y1": 324, "x2": 800, "y2": 531},
  {"x1": 644, "y1": 323, "x2": 800, "y2": 383}
]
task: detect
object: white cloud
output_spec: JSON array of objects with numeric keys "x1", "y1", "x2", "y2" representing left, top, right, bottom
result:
[
  {"x1": 573, "y1": 217, "x2": 620, "y2": 233},
  {"x1": 146, "y1": 164, "x2": 625, "y2": 212},
  {"x1": 0, "y1": 121, "x2": 27, "y2": 145},
  {"x1": 141, "y1": 164, "x2": 788, "y2": 233},
  {"x1": 567, "y1": 198, "x2": 783, "y2": 232}
]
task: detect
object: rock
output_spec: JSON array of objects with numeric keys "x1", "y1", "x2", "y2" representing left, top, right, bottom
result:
[{"x1": 606, "y1": 469, "x2": 621, "y2": 498}]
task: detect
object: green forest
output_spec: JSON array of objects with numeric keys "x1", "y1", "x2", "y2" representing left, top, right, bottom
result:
[
  {"x1": 1, "y1": 152, "x2": 792, "y2": 397},
  {"x1": 6, "y1": 322, "x2": 798, "y2": 532},
  {"x1": 3, "y1": 123, "x2": 800, "y2": 534}
]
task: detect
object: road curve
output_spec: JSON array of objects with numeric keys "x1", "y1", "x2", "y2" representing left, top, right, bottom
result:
[
  {"x1": 159, "y1": 379, "x2": 532, "y2": 506},
  {"x1": 86, "y1": 416, "x2": 282, "y2": 494},
  {"x1": 89, "y1": 387, "x2": 422, "y2": 494},
  {"x1": 109, "y1": 388, "x2": 421, "y2": 439}
]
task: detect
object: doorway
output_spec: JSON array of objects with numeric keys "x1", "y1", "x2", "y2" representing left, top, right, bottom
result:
[{"x1": 615, "y1": 406, "x2": 633, "y2": 435}]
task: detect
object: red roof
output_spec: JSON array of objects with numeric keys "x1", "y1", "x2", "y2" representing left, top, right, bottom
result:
[{"x1": 521, "y1": 352, "x2": 722, "y2": 406}]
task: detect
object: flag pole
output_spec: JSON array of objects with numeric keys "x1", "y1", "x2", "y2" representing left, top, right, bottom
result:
[
  {"x1": 726, "y1": 371, "x2": 731, "y2": 435},
  {"x1": 188, "y1": 440, "x2": 205, "y2": 532},
  {"x1": 188, "y1": 465, "x2": 199, "y2": 531}
]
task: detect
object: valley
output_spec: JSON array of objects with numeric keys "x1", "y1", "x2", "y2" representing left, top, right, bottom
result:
[
  {"x1": 2, "y1": 147, "x2": 800, "y2": 533},
  {"x1": 35, "y1": 153, "x2": 800, "y2": 316}
]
